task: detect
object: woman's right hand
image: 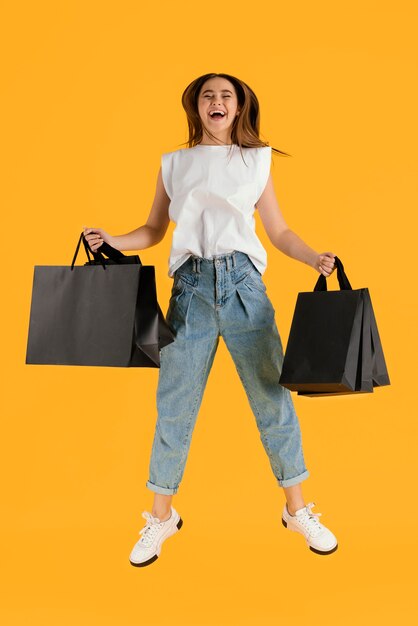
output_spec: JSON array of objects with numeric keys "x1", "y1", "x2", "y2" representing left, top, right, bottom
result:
[{"x1": 83, "y1": 226, "x2": 114, "y2": 253}]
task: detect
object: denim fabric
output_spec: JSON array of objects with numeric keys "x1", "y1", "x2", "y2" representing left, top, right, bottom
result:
[{"x1": 146, "y1": 250, "x2": 310, "y2": 495}]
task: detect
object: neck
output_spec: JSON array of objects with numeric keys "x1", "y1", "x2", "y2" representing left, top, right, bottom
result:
[{"x1": 200, "y1": 132, "x2": 233, "y2": 146}]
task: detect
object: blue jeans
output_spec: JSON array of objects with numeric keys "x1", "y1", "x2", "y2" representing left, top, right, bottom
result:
[{"x1": 146, "y1": 251, "x2": 310, "y2": 495}]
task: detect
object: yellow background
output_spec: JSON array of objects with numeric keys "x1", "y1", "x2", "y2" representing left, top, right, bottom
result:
[{"x1": 1, "y1": 1, "x2": 417, "y2": 624}]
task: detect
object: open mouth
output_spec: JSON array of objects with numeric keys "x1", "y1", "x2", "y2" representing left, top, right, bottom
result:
[{"x1": 208, "y1": 110, "x2": 226, "y2": 121}]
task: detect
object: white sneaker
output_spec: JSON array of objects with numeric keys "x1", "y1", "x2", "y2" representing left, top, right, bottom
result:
[
  {"x1": 281, "y1": 501, "x2": 338, "y2": 555},
  {"x1": 129, "y1": 506, "x2": 183, "y2": 567}
]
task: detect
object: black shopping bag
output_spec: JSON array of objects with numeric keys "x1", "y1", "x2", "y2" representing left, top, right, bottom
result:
[
  {"x1": 25, "y1": 232, "x2": 175, "y2": 367},
  {"x1": 278, "y1": 257, "x2": 390, "y2": 396}
]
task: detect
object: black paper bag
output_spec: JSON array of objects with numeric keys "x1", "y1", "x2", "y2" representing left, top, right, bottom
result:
[
  {"x1": 279, "y1": 257, "x2": 390, "y2": 396},
  {"x1": 25, "y1": 232, "x2": 175, "y2": 367}
]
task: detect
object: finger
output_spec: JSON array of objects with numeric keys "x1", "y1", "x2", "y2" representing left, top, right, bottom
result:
[
  {"x1": 319, "y1": 261, "x2": 334, "y2": 273},
  {"x1": 85, "y1": 236, "x2": 101, "y2": 250},
  {"x1": 319, "y1": 262, "x2": 333, "y2": 271},
  {"x1": 320, "y1": 257, "x2": 335, "y2": 269},
  {"x1": 320, "y1": 257, "x2": 335, "y2": 268}
]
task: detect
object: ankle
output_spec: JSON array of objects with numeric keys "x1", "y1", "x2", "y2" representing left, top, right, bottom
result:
[
  {"x1": 152, "y1": 508, "x2": 171, "y2": 521},
  {"x1": 287, "y1": 502, "x2": 305, "y2": 516}
]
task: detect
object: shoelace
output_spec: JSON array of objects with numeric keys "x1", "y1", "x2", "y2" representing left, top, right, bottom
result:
[
  {"x1": 138, "y1": 511, "x2": 165, "y2": 547},
  {"x1": 294, "y1": 502, "x2": 324, "y2": 536}
]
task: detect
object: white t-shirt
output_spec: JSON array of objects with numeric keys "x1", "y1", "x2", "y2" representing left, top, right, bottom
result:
[{"x1": 161, "y1": 144, "x2": 272, "y2": 277}]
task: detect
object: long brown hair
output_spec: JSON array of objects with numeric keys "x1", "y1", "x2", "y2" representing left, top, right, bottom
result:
[{"x1": 178, "y1": 72, "x2": 291, "y2": 158}]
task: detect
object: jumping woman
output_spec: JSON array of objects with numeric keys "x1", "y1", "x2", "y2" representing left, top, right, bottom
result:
[{"x1": 84, "y1": 72, "x2": 338, "y2": 566}]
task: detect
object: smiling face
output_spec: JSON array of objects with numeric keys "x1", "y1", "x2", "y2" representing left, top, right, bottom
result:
[{"x1": 197, "y1": 77, "x2": 241, "y2": 144}]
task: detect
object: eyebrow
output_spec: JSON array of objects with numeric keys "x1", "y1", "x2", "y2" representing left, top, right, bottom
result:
[{"x1": 201, "y1": 89, "x2": 233, "y2": 95}]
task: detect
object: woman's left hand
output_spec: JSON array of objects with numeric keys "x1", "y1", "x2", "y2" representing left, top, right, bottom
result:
[{"x1": 314, "y1": 252, "x2": 336, "y2": 276}]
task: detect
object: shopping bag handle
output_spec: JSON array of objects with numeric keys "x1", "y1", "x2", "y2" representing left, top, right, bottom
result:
[
  {"x1": 313, "y1": 256, "x2": 352, "y2": 291},
  {"x1": 96, "y1": 239, "x2": 142, "y2": 264},
  {"x1": 71, "y1": 231, "x2": 108, "y2": 271},
  {"x1": 71, "y1": 231, "x2": 143, "y2": 270}
]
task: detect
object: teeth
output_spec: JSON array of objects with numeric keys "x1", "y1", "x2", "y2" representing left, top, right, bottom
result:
[{"x1": 209, "y1": 111, "x2": 225, "y2": 116}]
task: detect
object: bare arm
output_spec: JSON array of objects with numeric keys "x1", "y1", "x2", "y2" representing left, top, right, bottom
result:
[
  {"x1": 256, "y1": 174, "x2": 336, "y2": 277},
  {"x1": 111, "y1": 166, "x2": 171, "y2": 251}
]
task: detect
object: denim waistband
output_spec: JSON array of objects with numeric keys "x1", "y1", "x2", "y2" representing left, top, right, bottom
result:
[{"x1": 178, "y1": 251, "x2": 253, "y2": 274}]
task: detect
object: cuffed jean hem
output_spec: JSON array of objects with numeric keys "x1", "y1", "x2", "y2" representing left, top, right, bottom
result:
[
  {"x1": 146, "y1": 481, "x2": 179, "y2": 495},
  {"x1": 278, "y1": 469, "x2": 310, "y2": 488}
]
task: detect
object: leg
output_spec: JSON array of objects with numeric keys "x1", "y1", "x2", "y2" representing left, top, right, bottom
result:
[
  {"x1": 221, "y1": 269, "x2": 310, "y2": 489},
  {"x1": 283, "y1": 483, "x2": 306, "y2": 515},
  {"x1": 152, "y1": 493, "x2": 173, "y2": 521},
  {"x1": 146, "y1": 277, "x2": 220, "y2": 496}
]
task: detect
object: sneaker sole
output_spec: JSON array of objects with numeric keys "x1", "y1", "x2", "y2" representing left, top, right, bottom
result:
[
  {"x1": 129, "y1": 517, "x2": 183, "y2": 567},
  {"x1": 281, "y1": 517, "x2": 338, "y2": 555}
]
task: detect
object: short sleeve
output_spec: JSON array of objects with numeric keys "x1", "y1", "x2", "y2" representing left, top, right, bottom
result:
[
  {"x1": 255, "y1": 146, "x2": 272, "y2": 203},
  {"x1": 161, "y1": 152, "x2": 173, "y2": 200}
]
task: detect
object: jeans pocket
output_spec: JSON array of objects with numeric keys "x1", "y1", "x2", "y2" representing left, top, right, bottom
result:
[
  {"x1": 177, "y1": 271, "x2": 199, "y2": 288},
  {"x1": 232, "y1": 265, "x2": 254, "y2": 287},
  {"x1": 171, "y1": 278, "x2": 186, "y2": 299},
  {"x1": 243, "y1": 268, "x2": 267, "y2": 293},
  {"x1": 171, "y1": 269, "x2": 199, "y2": 300}
]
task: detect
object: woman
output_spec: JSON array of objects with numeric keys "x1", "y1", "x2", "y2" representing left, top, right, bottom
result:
[{"x1": 84, "y1": 72, "x2": 338, "y2": 566}]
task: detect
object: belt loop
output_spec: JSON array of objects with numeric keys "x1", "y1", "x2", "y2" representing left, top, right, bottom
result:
[
  {"x1": 192, "y1": 257, "x2": 196, "y2": 273},
  {"x1": 226, "y1": 256, "x2": 230, "y2": 271},
  {"x1": 197, "y1": 258, "x2": 201, "y2": 273},
  {"x1": 232, "y1": 252, "x2": 236, "y2": 268}
]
